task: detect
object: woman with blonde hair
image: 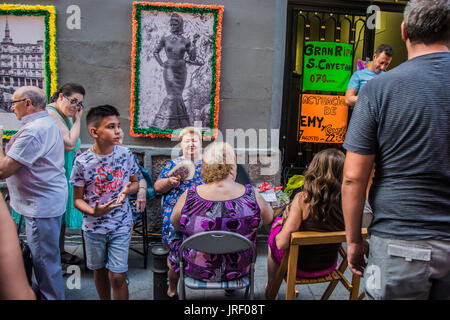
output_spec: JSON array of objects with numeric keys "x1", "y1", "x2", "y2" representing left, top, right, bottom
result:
[
  {"x1": 265, "y1": 148, "x2": 346, "y2": 299},
  {"x1": 166, "y1": 142, "x2": 273, "y2": 299},
  {"x1": 154, "y1": 126, "x2": 204, "y2": 245}
]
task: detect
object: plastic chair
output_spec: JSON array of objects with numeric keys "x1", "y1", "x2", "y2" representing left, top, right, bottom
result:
[
  {"x1": 266, "y1": 228, "x2": 368, "y2": 300},
  {"x1": 178, "y1": 230, "x2": 257, "y2": 300}
]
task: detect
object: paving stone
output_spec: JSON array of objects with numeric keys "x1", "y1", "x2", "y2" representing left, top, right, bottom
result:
[{"x1": 64, "y1": 237, "x2": 360, "y2": 300}]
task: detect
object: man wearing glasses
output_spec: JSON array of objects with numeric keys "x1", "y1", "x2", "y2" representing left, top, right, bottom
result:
[{"x1": 0, "y1": 86, "x2": 67, "y2": 300}]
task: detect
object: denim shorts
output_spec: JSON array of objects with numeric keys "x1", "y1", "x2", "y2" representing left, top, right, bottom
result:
[{"x1": 83, "y1": 231, "x2": 131, "y2": 274}]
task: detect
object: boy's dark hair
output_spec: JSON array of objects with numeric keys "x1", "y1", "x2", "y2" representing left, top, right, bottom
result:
[
  {"x1": 375, "y1": 44, "x2": 394, "y2": 57},
  {"x1": 86, "y1": 105, "x2": 120, "y2": 127}
]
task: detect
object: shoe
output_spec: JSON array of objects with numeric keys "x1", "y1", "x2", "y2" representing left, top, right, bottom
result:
[
  {"x1": 61, "y1": 251, "x2": 82, "y2": 265},
  {"x1": 167, "y1": 292, "x2": 179, "y2": 300}
]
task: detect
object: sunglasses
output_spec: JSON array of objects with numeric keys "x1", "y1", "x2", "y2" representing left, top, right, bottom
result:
[
  {"x1": 8, "y1": 98, "x2": 28, "y2": 110},
  {"x1": 64, "y1": 95, "x2": 84, "y2": 109}
]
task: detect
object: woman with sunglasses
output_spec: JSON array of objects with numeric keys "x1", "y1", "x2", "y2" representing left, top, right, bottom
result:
[
  {"x1": 10, "y1": 83, "x2": 86, "y2": 266},
  {"x1": 47, "y1": 83, "x2": 86, "y2": 266}
]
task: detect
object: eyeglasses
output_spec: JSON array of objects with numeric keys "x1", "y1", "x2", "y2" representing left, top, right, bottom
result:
[
  {"x1": 64, "y1": 95, "x2": 84, "y2": 109},
  {"x1": 8, "y1": 98, "x2": 27, "y2": 109}
]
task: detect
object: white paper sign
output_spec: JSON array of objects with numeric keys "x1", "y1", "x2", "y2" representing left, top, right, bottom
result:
[{"x1": 259, "y1": 189, "x2": 278, "y2": 202}]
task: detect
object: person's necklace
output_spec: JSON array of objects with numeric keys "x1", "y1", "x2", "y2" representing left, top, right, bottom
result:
[{"x1": 91, "y1": 145, "x2": 115, "y2": 181}]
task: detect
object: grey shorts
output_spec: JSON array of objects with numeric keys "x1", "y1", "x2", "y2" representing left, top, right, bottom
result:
[
  {"x1": 83, "y1": 231, "x2": 131, "y2": 274},
  {"x1": 364, "y1": 235, "x2": 450, "y2": 300}
]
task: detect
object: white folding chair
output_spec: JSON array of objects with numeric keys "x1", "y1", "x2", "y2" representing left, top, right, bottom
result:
[{"x1": 178, "y1": 230, "x2": 257, "y2": 300}]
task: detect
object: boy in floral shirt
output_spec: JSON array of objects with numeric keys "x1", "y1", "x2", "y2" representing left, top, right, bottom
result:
[{"x1": 70, "y1": 105, "x2": 138, "y2": 300}]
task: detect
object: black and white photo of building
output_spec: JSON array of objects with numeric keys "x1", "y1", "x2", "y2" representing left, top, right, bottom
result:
[{"x1": 0, "y1": 16, "x2": 45, "y2": 113}]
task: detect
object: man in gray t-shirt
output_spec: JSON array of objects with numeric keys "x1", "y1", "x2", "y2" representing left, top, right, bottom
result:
[{"x1": 342, "y1": 0, "x2": 450, "y2": 300}]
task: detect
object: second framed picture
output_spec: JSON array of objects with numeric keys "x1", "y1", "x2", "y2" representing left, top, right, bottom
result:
[{"x1": 130, "y1": 2, "x2": 224, "y2": 139}]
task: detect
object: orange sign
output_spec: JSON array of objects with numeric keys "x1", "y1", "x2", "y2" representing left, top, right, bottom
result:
[{"x1": 298, "y1": 94, "x2": 348, "y2": 143}]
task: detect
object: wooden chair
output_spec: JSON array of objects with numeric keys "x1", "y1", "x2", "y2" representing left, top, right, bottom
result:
[{"x1": 266, "y1": 228, "x2": 368, "y2": 300}]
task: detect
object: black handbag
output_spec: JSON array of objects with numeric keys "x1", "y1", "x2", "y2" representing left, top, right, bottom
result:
[
  {"x1": 21, "y1": 241, "x2": 33, "y2": 285},
  {"x1": 17, "y1": 215, "x2": 33, "y2": 285}
]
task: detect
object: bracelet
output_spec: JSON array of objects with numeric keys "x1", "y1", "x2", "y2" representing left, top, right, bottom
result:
[{"x1": 139, "y1": 186, "x2": 146, "y2": 190}]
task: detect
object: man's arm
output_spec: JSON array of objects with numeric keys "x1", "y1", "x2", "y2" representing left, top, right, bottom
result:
[
  {"x1": 345, "y1": 88, "x2": 359, "y2": 108},
  {"x1": 0, "y1": 146, "x2": 22, "y2": 179},
  {"x1": 342, "y1": 151, "x2": 375, "y2": 276}
]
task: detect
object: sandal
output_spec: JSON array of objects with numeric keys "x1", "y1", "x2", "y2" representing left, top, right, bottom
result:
[{"x1": 61, "y1": 251, "x2": 82, "y2": 265}]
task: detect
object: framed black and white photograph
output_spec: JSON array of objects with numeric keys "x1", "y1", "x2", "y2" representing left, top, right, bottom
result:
[
  {"x1": 130, "y1": 2, "x2": 223, "y2": 139},
  {"x1": 0, "y1": 4, "x2": 57, "y2": 138}
]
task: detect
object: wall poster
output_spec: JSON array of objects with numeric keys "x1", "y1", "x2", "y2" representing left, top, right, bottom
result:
[
  {"x1": 302, "y1": 41, "x2": 353, "y2": 92},
  {"x1": 298, "y1": 94, "x2": 348, "y2": 144}
]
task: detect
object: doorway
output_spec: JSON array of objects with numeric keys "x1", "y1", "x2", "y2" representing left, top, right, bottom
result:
[{"x1": 279, "y1": 0, "x2": 407, "y2": 184}]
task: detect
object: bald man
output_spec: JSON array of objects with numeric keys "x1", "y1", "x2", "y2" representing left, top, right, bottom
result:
[{"x1": 0, "y1": 86, "x2": 67, "y2": 300}]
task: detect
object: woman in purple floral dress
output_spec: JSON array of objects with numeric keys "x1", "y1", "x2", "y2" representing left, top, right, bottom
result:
[{"x1": 167, "y1": 142, "x2": 273, "y2": 298}]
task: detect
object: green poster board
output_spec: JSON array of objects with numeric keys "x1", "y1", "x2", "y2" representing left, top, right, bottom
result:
[{"x1": 302, "y1": 41, "x2": 353, "y2": 92}]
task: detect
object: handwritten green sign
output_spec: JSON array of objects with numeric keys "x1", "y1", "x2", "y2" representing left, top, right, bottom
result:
[{"x1": 302, "y1": 41, "x2": 353, "y2": 92}]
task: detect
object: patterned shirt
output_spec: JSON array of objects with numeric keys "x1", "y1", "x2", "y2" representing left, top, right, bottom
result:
[{"x1": 70, "y1": 145, "x2": 139, "y2": 234}]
